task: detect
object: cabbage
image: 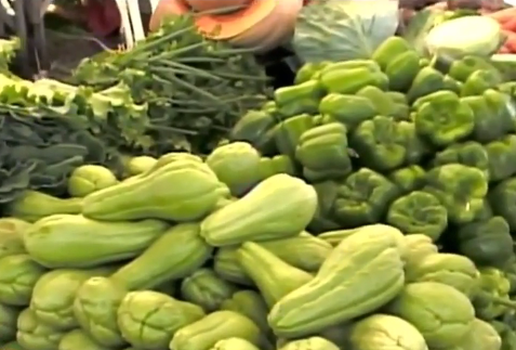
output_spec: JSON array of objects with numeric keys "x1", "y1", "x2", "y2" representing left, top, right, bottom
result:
[{"x1": 425, "y1": 16, "x2": 503, "y2": 62}]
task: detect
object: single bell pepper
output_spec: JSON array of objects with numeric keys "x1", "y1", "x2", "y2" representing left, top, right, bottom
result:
[
  {"x1": 295, "y1": 122, "x2": 352, "y2": 182},
  {"x1": 413, "y1": 90, "x2": 475, "y2": 147},
  {"x1": 398, "y1": 121, "x2": 429, "y2": 165},
  {"x1": 318, "y1": 93, "x2": 377, "y2": 130},
  {"x1": 474, "y1": 267, "x2": 512, "y2": 320},
  {"x1": 274, "y1": 113, "x2": 315, "y2": 159},
  {"x1": 332, "y1": 168, "x2": 400, "y2": 228},
  {"x1": 389, "y1": 165, "x2": 426, "y2": 194},
  {"x1": 432, "y1": 141, "x2": 490, "y2": 181},
  {"x1": 386, "y1": 190, "x2": 448, "y2": 241},
  {"x1": 310, "y1": 181, "x2": 342, "y2": 234},
  {"x1": 391, "y1": 103, "x2": 410, "y2": 121},
  {"x1": 385, "y1": 50, "x2": 421, "y2": 93},
  {"x1": 294, "y1": 61, "x2": 331, "y2": 85},
  {"x1": 372, "y1": 36, "x2": 412, "y2": 70},
  {"x1": 448, "y1": 56, "x2": 500, "y2": 82},
  {"x1": 356, "y1": 85, "x2": 398, "y2": 117},
  {"x1": 350, "y1": 115, "x2": 407, "y2": 172},
  {"x1": 258, "y1": 155, "x2": 296, "y2": 181},
  {"x1": 319, "y1": 59, "x2": 381, "y2": 75},
  {"x1": 461, "y1": 69, "x2": 502, "y2": 97},
  {"x1": 274, "y1": 80, "x2": 324, "y2": 118},
  {"x1": 406, "y1": 67, "x2": 445, "y2": 103},
  {"x1": 457, "y1": 216, "x2": 514, "y2": 268},
  {"x1": 483, "y1": 89, "x2": 516, "y2": 134},
  {"x1": 424, "y1": 164, "x2": 488, "y2": 224},
  {"x1": 320, "y1": 66, "x2": 389, "y2": 95},
  {"x1": 412, "y1": 90, "x2": 457, "y2": 111},
  {"x1": 485, "y1": 135, "x2": 516, "y2": 183},
  {"x1": 489, "y1": 177, "x2": 516, "y2": 232},
  {"x1": 443, "y1": 75, "x2": 463, "y2": 94},
  {"x1": 229, "y1": 109, "x2": 278, "y2": 157}
]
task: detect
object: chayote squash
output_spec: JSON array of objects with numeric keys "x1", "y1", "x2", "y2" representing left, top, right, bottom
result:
[
  {"x1": 349, "y1": 314, "x2": 428, "y2": 350},
  {"x1": 268, "y1": 224, "x2": 406, "y2": 338},
  {"x1": 386, "y1": 282, "x2": 475, "y2": 349},
  {"x1": 405, "y1": 253, "x2": 479, "y2": 297},
  {"x1": 82, "y1": 155, "x2": 228, "y2": 222},
  {"x1": 16, "y1": 308, "x2": 67, "y2": 350},
  {"x1": 402, "y1": 234, "x2": 438, "y2": 267},
  {"x1": 206, "y1": 142, "x2": 262, "y2": 197},
  {"x1": 30, "y1": 267, "x2": 115, "y2": 331},
  {"x1": 58, "y1": 329, "x2": 111, "y2": 350},
  {"x1": 200, "y1": 174, "x2": 317, "y2": 247},
  {"x1": 254, "y1": 232, "x2": 332, "y2": 272},
  {"x1": 169, "y1": 311, "x2": 266, "y2": 350},
  {"x1": 7, "y1": 191, "x2": 83, "y2": 223},
  {"x1": 317, "y1": 226, "x2": 369, "y2": 246},
  {"x1": 278, "y1": 336, "x2": 339, "y2": 350},
  {"x1": 220, "y1": 291, "x2": 271, "y2": 340},
  {"x1": 180, "y1": 268, "x2": 238, "y2": 312},
  {"x1": 23, "y1": 214, "x2": 168, "y2": 269},
  {"x1": 0, "y1": 254, "x2": 47, "y2": 306},
  {"x1": 74, "y1": 223, "x2": 211, "y2": 347},
  {"x1": 452, "y1": 318, "x2": 501, "y2": 350},
  {"x1": 73, "y1": 277, "x2": 127, "y2": 347},
  {"x1": 0, "y1": 303, "x2": 20, "y2": 342},
  {"x1": 126, "y1": 156, "x2": 157, "y2": 176},
  {"x1": 209, "y1": 337, "x2": 261, "y2": 350},
  {"x1": 67, "y1": 165, "x2": 118, "y2": 197},
  {"x1": 0, "y1": 218, "x2": 30, "y2": 259},
  {"x1": 213, "y1": 248, "x2": 256, "y2": 286},
  {"x1": 237, "y1": 242, "x2": 313, "y2": 308},
  {"x1": 117, "y1": 290, "x2": 205, "y2": 350}
]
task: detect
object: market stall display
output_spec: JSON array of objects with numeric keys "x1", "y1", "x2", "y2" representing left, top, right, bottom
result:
[{"x1": 2, "y1": 1, "x2": 516, "y2": 350}]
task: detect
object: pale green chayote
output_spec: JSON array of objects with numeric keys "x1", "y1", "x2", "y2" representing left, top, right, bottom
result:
[
  {"x1": 386, "y1": 282, "x2": 475, "y2": 349},
  {"x1": 58, "y1": 329, "x2": 111, "y2": 350},
  {"x1": 349, "y1": 314, "x2": 428, "y2": 350},
  {"x1": 279, "y1": 336, "x2": 339, "y2": 350},
  {"x1": 17, "y1": 308, "x2": 66, "y2": 350},
  {"x1": 453, "y1": 318, "x2": 501, "y2": 350},
  {"x1": 402, "y1": 234, "x2": 438, "y2": 267},
  {"x1": 67, "y1": 165, "x2": 118, "y2": 197},
  {"x1": 210, "y1": 337, "x2": 261, "y2": 350}
]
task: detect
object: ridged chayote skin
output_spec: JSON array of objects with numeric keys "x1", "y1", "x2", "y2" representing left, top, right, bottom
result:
[
  {"x1": 279, "y1": 336, "x2": 339, "y2": 350},
  {"x1": 349, "y1": 314, "x2": 428, "y2": 350},
  {"x1": 402, "y1": 234, "x2": 438, "y2": 267},
  {"x1": 117, "y1": 290, "x2": 205, "y2": 349},
  {"x1": 126, "y1": 156, "x2": 157, "y2": 176},
  {"x1": 67, "y1": 165, "x2": 118, "y2": 197},
  {"x1": 452, "y1": 318, "x2": 501, "y2": 350},
  {"x1": 210, "y1": 337, "x2": 261, "y2": 350},
  {"x1": 386, "y1": 282, "x2": 475, "y2": 349},
  {"x1": 0, "y1": 254, "x2": 47, "y2": 306},
  {"x1": 405, "y1": 253, "x2": 480, "y2": 297},
  {"x1": 16, "y1": 308, "x2": 66, "y2": 350},
  {"x1": 58, "y1": 329, "x2": 111, "y2": 350},
  {"x1": 72, "y1": 276, "x2": 127, "y2": 348},
  {"x1": 0, "y1": 303, "x2": 20, "y2": 342},
  {"x1": 0, "y1": 218, "x2": 30, "y2": 260}
]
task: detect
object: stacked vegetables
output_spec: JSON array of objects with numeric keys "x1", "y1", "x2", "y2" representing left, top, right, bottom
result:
[{"x1": 1, "y1": 151, "x2": 515, "y2": 350}]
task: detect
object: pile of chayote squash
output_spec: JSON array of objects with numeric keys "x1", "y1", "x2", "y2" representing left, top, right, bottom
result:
[{"x1": 0, "y1": 149, "x2": 513, "y2": 350}]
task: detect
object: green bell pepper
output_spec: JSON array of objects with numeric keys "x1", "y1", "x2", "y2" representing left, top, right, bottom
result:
[
  {"x1": 461, "y1": 69, "x2": 502, "y2": 97},
  {"x1": 309, "y1": 181, "x2": 342, "y2": 234},
  {"x1": 413, "y1": 90, "x2": 475, "y2": 147},
  {"x1": 320, "y1": 66, "x2": 389, "y2": 95},
  {"x1": 229, "y1": 109, "x2": 278, "y2": 157},
  {"x1": 356, "y1": 85, "x2": 398, "y2": 117},
  {"x1": 350, "y1": 116, "x2": 407, "y2": 172},
  {"x1": 274, "y1": 114, "x2": 315, "y2": 158},
  {"x1": 457, "y1": 216, "x2": 513, "y2": 268},
  {"x1": 432, "y1": 141, "x2": 490, "y2": 181},
  {"x1": 489, "y1": 177, "x2": 516, "y2": 232},
  {"x1": 485, "y1": 135, "x2": 516, "y2": 183},
  {"x1": 333, "y1": 168, "x2": 400, "y2": 228},
  {"x1": 386, "y1": 190, "x2": 448, "y2": 241},
  {"x1": 397, "y1": 121, "x2": 430, "y2": 164},
  {"x1": 372, "y1": 36, "x2": 412, "y2": 70},
  {"x1": 294, "y1": 61, "x2": 331, "y2": 85},
  {"x1": 295, "y1": 122, "x2": 353, "y2": 182},
  {"x1": 385, "y1": 50, "x2": 421, "y2": 93},
  {"x1": 274, "y1": 80, "x2": 324, "y2": 118},
  {"x1": 474, "y1": 268, "x2": 512, "y2": 320},
  {"x1": 318, "y1": 93, "x2": 377, "y2": 130},
  {"x1": 443, "y1": 75, "x2": 463, "y2": 94},
  {"x1": 386, "y1": 91, "x2": 408, "y2": 105},
  {"x1": 424, "y1": 164, "x2": 489, "y2": 225},
  {"x1": 258, "y1": 155, "x2": 296, "y2": 181},
  {"x1": 406, "y1": 67, "x2": 445, "y2": 103},
  {"x1": 389, "y1": 165, "x2": 426, "y2": 194},
  {"x1": 319, "y1": 60, "x2": 381, "y2": 74},
  {"x1": 448, "y1": 56, "x2": 500, "y2": 82}
]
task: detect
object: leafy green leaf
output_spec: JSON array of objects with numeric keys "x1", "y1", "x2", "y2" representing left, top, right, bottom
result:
[{"x1": 292, "y1": 0, "x2": 399, "y2": 63}]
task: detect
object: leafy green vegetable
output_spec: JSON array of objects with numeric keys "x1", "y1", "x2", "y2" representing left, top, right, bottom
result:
[{"x1": 292, "y1": 0, "x2": 399, "y2": 63}]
